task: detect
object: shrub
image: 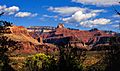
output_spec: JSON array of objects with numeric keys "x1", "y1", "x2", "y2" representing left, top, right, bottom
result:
[{"x1": 25, "y1": 53, "x2": 57, "y2": 71}]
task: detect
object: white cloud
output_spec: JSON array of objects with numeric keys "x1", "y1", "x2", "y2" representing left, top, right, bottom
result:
[
  {"x1": 47, "y1": 6, "x2": 108, "y2": 28},
  {"x1": 42, "y1": 14, "x2": 59, "y2": 21},
  {"x1": 62, "y1": 10, "x2": 97, "y2": 23},
  {"x1": 4, "y1": 6, "x2": 19, "y2": 15},
  {"x1": 91, "y1": 9, "x2": 106, "y2": 13},
  {"x1": 72, "y1": 0, "x2": 120, "y2": 6},
  {"x1": 73, "y1": 11, "x2": 96, "y2": 22},
  {"x1": 15, "y1": 12, "x2": 38, "y2": 17},
  {"x1": 112, "y1": 15, "x2": 120, "y2": 18},
  {"x1": 0, "y1": 5, "x2": 38, "y2": 17},
  {"x1": 61, "y1": 8, "x2": 107, "y2": 27},
  {"x1": 91, "y1": 18, "x2": 111, "y2": 25},
  {"x1": 112, "y1": 24, "x2": 119, "y2": 28},
  {"x1": 0, "y1": 5, "x2": 19, "y2": 15},
  {"x1": 43, "y1": 14, "x2": 58, "y2": 18},
  {"x1": 0, "y1": 5, "x2": 6, "y2": 11},
  {"x1": 15, "y1": 12, "x2": 31, "y2": 17},
  {"x1": 115, "y1": 20, "x2": 119, "y2": 23},
  {"x1": 80, "y1": 18, "x2": 111, "y2": 27},
  {"x1": 48, "y1": 6, "x2": 87, "y2": 15},
  {"x1": 48, "y1": 6, "x2": 105, "y2": 23}
]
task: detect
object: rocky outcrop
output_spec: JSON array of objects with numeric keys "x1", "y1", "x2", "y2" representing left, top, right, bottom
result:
[
  {"x1": 5, "y1": 26, "x2": 40, "y2": 44},
  {"x1": 57, "y1": 23, "x2": 64, "y2": 28},
  {"x1": 2, "y1": 25, "x2": 58, "y2": 54},
  {"x1": 41, "y1": 25, "x2": 114, "y2": 50},
  {"x1": 2, "y1": 26, "x2": 38, "y2": 54}
]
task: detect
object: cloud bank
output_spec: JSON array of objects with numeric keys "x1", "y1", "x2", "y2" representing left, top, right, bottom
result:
[
  {"x1": 0, "y1": 5, "x2": 19, "y2": 15},
  {"x1": 15, "y1": 12, "x2": 38, "y2": 17},
  {"x1": 0, "y1": 5, "x2": 38, "y2": 18},
  {"x1": 72, "y1": 0, "x2": 120, "y2": 6},
  {"x1": 47, "y1": 6, "x2": 110, "y2": 27},
  {"x1": 80, "y1": 18, "x2": 111, "y2": 27},
  {"x1": 48, "y1": 6, "x2": 87, "y2": 16}
]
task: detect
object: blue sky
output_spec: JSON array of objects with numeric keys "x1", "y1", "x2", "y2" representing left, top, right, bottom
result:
[{"x1": 0, "y1": 0, "x2": 120, "y2": 32}]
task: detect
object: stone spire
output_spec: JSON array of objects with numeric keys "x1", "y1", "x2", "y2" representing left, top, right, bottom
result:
[{"x1": 57, "y1": 23, "x2": 64, "y2": 28}]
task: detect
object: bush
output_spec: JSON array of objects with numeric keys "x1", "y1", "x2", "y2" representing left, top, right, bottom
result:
[{"x1": 25, "y1": 53, "x2": 57, "y2": 71}]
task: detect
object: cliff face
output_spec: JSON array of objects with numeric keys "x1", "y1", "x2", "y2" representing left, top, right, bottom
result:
[
  {"x1": 41, "y1": 27, "x2": 114, "y2": 50},
  {"x1": 55, "y1": 28, "x2": 93, "y2": 43},
  {"x1": 2, "y1": 26, "x2": 39, "y2": 54},
  {"x1": 10, "y1": 26, "x2": 29, "y2": 36},
  {"x1": 2, "y1": 25, "x2": 58, "y2": 54},
  {"x1": 41, "y1": 28, "x2": 111, "y2": 42},
  {"x1": 8, "y1": 26, "x2": 40, "y2": 44},
  {"x1": 27, "y1": 24, "x2": 115, "y2": 50}
]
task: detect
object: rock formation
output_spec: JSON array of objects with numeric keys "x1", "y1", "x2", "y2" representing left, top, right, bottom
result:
[
  {"x1": 40, "y1": 24, "x2": 114, "y2": 50},
  {"x1": 57, "y1": 23, "x2": 64, "y2": 28},
  {"x1": 1, "y1": 25, "x2": 58, "y2": 54}
]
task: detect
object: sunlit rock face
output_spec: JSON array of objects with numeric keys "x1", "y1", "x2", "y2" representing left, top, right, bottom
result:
[
  {"x1": 1, "y1": 25, "x2": 39, "y2": 54},
  {"x1": 40, "y1": 24, "x2": 114, "y2": 50},
  {"x1": 10, "y1": 26, "x2": 29, "y2": 35},
  {"x1": 57, "y1": 23, "x2": 64, "y2": 28},
  {"x1": 1, "y1": 25, "x2": 58, "y2": 54}
]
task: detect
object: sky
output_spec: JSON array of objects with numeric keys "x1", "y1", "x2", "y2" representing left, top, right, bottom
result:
[{"x1": 0, "y1": 0, "x2": 120, "y2": 32}]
